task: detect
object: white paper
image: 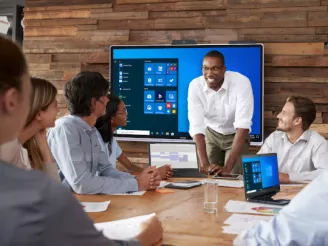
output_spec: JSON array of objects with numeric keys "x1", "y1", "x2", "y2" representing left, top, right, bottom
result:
[
  {"x1": 95, "y1": 213, "x2": 156, "y2": 240},
  {"x1": 223, "y1": 224, "x2": 257, "y2": 235},
  {"x1": 157, "y1": 181, "x2": 171, "y2": 189},
  {"x1": 217, "y1": 180, "x2": 244, "y2": 188},
  {"x1": 171, "y1": 181, "x2": 202, "y2": 188},
  {"x1": 80, "y1": 200, "x2": 111, "y2": 213},
  {"x1": 225, "y1": 200, "x2": 283, "y2": 215},
  {"x1": 222, "y1": 225, "x2": 243, "y2": 235},
  {"x1": 222, "y1": 214, "x2": 272, "y2": 235},
  {"x1": 111, "y1": 191, "x2": 146, "y2": 196},
  {"x1": 0, "y1": 17, "x2": 10, "y2": 35},
  {"x1": 224, "y1": 213, "x2": 272, "y2": 225},
  {"x1": 280, "y1": 184, "x2": 305, "y2": 187}
]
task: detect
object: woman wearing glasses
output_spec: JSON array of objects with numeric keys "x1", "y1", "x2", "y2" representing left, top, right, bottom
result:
[{"x1": 95, "y1": 95, "x2": 172, "y2": 180}]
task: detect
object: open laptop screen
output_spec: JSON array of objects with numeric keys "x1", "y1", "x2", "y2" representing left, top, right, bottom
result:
[
  {"x1": 149, "y1": 143, "x2": 198, "y2": 169},
  {"x1": 242, "y1": 154, "x2": 280, "y2": 195}
]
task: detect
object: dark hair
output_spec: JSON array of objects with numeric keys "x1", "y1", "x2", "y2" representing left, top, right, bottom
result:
[
  {"x1": 95, "y1": 95, "x2": 122, "y2": 152},
  {"x1": 0, "y1": 36, "x2": 28, "y2": 94},
  {"x1": 64, "y1": 71, "x2": 109, "y2": 116},
  {"x1": 203, "y1": 50, "x2": 225, "y2": 65},
  {"x1": 287, "y1": 96, "x2": 316, "y2": 131}
]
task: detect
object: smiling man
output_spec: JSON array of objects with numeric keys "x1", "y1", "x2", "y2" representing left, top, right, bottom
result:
[
  {"x1": 258, "y1": 96, "x2": 328, "y2": 183},
  {"x1": 187, "y1": 50, "x2": 254, "y2": 175}
]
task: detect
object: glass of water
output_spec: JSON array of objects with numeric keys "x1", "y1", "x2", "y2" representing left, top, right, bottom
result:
[{"x1": 203, "y1": 179, "x2": 218, "y2": 213}]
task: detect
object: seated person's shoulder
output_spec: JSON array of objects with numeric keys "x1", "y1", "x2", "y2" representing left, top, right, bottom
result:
[
  {"x1": 52, "y1": 116, "x2": 74, "y2": 128},
  {"x1": 1, "y1": 161, "x2": 75, "y2": 210},
  {"x1": 1, "y1": 161, "x2": 46, "y2": 184},
  {"x1": 264, "y1": 130, "x2": 284, "y2": 143},
  {"x1": 0, "y1": 162, "x2": 93, "y2": 244},
  {"x1": 307, "y1": 130, "x2": 327, "y2": 143},
  {"x1": 48, "y1": 116, "x2": 80, "y2": 135},
  {"x1": 0, "y1": 162, "x2": 57, "y2": 214}
]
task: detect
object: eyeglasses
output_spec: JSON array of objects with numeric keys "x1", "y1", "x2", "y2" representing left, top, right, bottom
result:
[
  {"x1": 116, "y1": 108, "x2": 128, "y2": 115},
  {"x1": 201, "y1": 66, "x2": 224, "y2": 72}
]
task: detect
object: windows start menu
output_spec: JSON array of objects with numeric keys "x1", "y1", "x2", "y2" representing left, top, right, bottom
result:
[
  {"x1": 143, "y1": 62, "x2": 177, "y2": 115},
  {"x1": 113, "y1": 58, "x2": 179, "y2": 138}
]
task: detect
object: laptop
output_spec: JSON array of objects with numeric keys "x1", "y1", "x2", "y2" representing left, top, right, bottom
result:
[
  {"x1": 149, "y1": 143, "x2": 207, "y2": 178},
  {"x1": 242, "y1": 153, "x2": 290, "y2": 206}
]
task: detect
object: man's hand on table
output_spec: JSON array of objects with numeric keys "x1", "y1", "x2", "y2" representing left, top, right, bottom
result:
[
  {"x1": 279, "y1": 173, "x2": 290, "y2": 184},
  {"x1": 136, "y1": 167, "x2": 161, "y2": 191},
  {"x1": 157, "y1": 164, "x2": 173, "y2": 180}
]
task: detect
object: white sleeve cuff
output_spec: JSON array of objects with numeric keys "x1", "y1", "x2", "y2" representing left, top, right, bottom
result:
[
  {"x1": 189, "y1": 126, "x2": 206, "y2": 137},
  {"x1": 233, "y1": 121, "x2": 252, "y2": 130}
]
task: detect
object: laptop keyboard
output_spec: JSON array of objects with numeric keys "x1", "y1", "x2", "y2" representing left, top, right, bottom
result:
[{"x1": 258, "y1": 195, "x2": 274, "y2": 201}]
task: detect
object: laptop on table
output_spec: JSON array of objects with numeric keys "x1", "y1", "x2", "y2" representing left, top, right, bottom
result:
[
  {"x1": 242, "y1": 153, "x2": 290, "y2": 206},
  {"x1": 149, "y1": 143, "x2": 207, "y2": 178}
]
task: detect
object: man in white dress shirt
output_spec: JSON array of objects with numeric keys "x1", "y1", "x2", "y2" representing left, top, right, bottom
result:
[
  {"x1": 258, "y1": 96, "x2": 328, "y2": 183},
  {"x1": 188, "y1": 50, "x2": 254, "y2": 174},
  {"x1": 234, "y1": 170, "x2": 328, "y2": 246}
]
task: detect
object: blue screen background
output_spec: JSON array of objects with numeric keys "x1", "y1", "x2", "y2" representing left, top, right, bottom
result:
[
  {"x1": 112, "y1": 45, "x2": 262, "y2": 137},
  {"x1": 242, "y1": 155, "x2": 279, "y2": 189}
]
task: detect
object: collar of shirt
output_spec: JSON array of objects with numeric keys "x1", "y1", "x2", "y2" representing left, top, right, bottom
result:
[
  {"x1": 202, "y1": 75, "x2": 229, "y2": 93},
  {"x1": 281, "y1": 130, "x2": 311, "y2": 144},
  {"x1": 67, "y1": 115, "x2": 97, "y2": 136}
]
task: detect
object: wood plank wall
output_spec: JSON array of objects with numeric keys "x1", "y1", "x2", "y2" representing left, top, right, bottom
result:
[{"x1": 24, "y1": 0, "x2": 328, "y2": 167}]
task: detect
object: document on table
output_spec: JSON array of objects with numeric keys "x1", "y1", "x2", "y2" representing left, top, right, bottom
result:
[
  {"x1": 94, "y1": 213, "x2": 156, "y2": 240},
  {"x1": 225, "y1": 200, "x2": 283, "y2": 215},
  {"x1": 217, "y1": 180, "x2": 244, "y2": 188},
  {"x1": 157, "y1": 181, "x2": 171, "y2": 189},
  {"x1": 222, "y1": 214, "x2": 272, "y2": 235},
  {"x1": 80, "y1": 200, "x2": 111, "y2": 213},
  {"x1": 280, "y1": 184, "x2": 305, "y2": 187},
  {"x1": 111, "y1": 191, "x2": 146, "y2": 196}
]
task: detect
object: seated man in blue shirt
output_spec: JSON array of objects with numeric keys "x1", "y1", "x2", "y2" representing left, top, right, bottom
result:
[{"x1": 48, "y1": 72, "x2": 160, "y2": 194}]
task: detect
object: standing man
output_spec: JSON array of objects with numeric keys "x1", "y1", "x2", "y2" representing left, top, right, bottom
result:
[{"x1": 188, "y1": 50, "x2": 254, "y2": 174}]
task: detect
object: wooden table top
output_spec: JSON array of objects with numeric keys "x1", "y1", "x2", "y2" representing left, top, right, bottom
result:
[{"x1": 75, "y1": 181, "x2": 303, "y2": 246}]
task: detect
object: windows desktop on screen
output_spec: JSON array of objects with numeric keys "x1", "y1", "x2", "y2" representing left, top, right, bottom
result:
[
  {"x1": 242, "y1": 154, "x2": 280, "y2": 193},
  {"x1": 111, "y1": 45, "x2": 263, "y2": 144}
]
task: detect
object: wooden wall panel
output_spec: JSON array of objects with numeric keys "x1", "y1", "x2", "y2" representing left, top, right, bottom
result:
[
  {"x1": 24, "y1": 10, "x2": 91, "y2": 20},
  {"x1": 114, "y1": 1, "x2": 226, "y2": 12},
  {"x1": 227, "y1": 0, "x2": 321, "y2": 8},
  {"x1": 24, "y1": 0, "x2": 328, "y2": 161},
  {"x1": 25, "y1": 0, "x2": 111, "y2": 7}
]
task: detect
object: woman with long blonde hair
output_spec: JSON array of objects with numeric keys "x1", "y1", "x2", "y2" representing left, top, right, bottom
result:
[{"x1": 19, "y1": 77, "x2": 60, "y2": 182}]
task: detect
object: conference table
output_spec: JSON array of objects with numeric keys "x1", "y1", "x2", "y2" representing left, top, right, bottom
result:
[{"x1": 75, "y1": 180, "x2": 303, "y2": 246}]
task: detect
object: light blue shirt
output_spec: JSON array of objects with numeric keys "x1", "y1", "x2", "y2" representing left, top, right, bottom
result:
[
  {"x1": 258, "y1": 130, "x2": 328, "y2": 183},
  {"x1": 96, "y1": 132, "x2": 122, "y2": 169},
  {"x1": 47, "y1": 115, "x2": 138, "y2": 194},
  {"x1": 234, "y1": 170, "x2": 328, "y2": 246}
]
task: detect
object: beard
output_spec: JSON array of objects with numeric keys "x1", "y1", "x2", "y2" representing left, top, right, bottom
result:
[{"x1": 276, "y1": 121, "x2": 293, "y2": 132}]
